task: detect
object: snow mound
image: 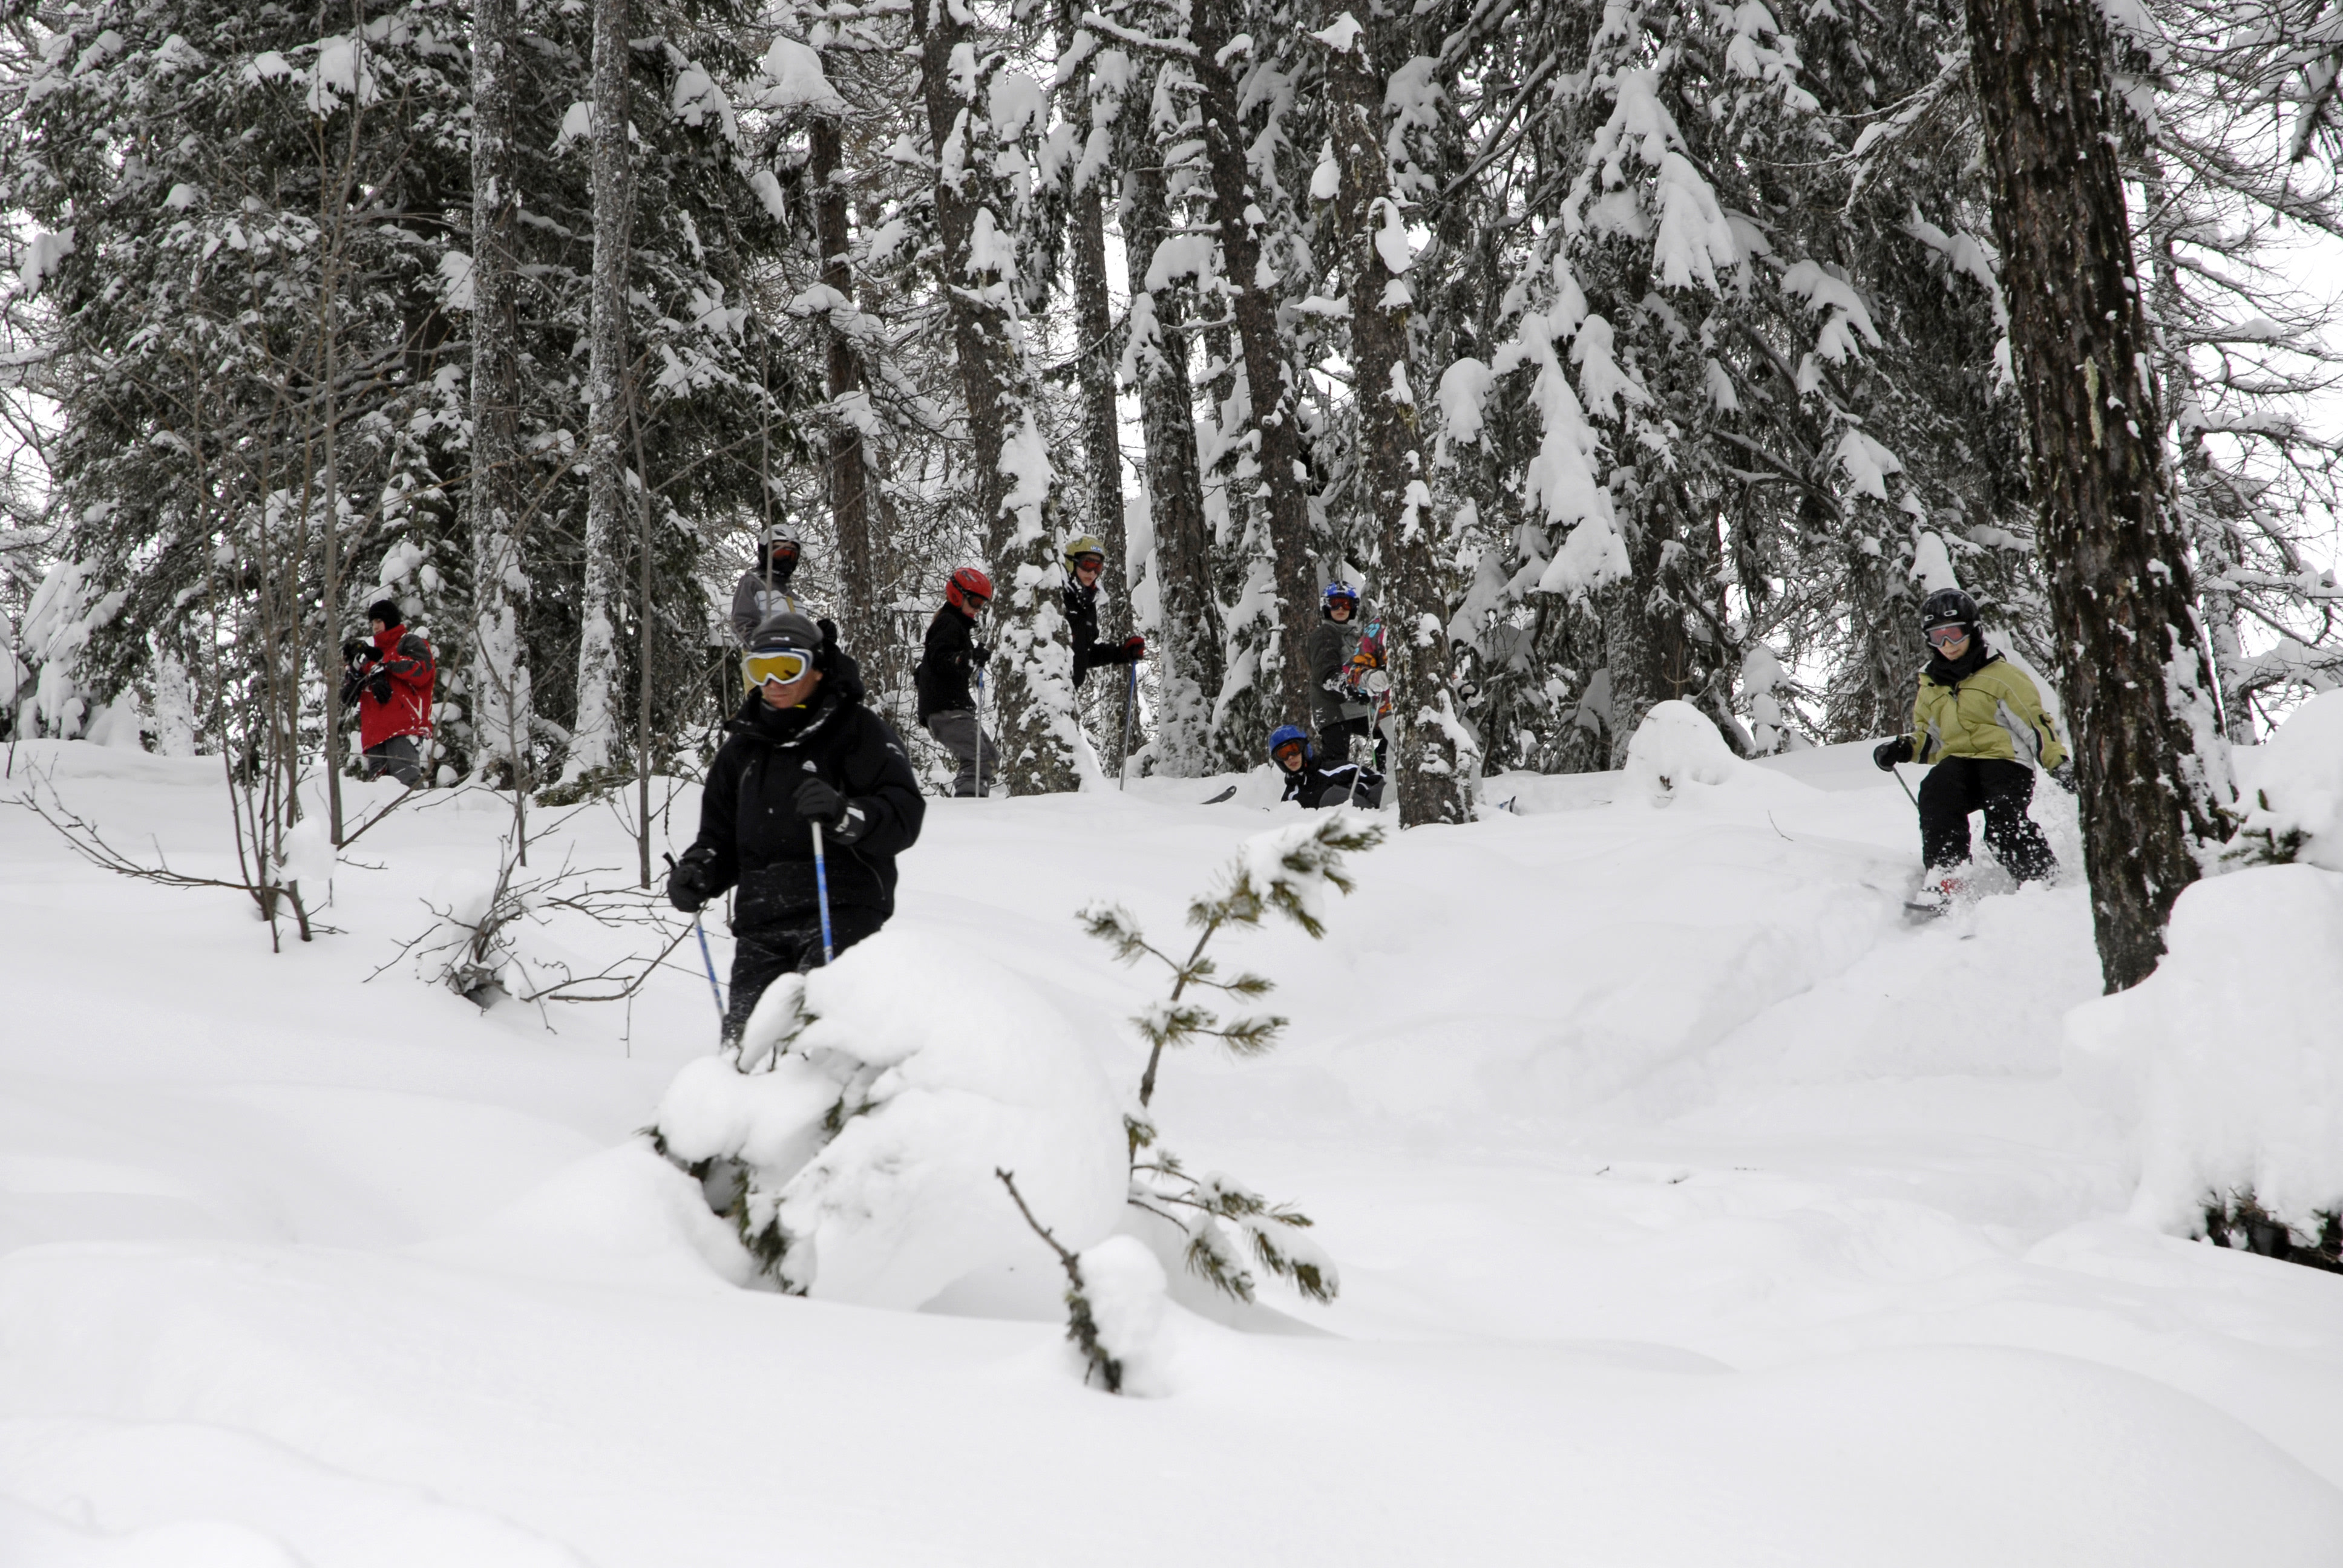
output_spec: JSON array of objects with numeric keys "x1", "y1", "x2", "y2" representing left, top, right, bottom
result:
[
  {"x1": 2234, "y1": 688, "x2": 2343, "y2": 869},
  {"x1": 419, "y1": 1145, "x2": 755, "y2": 1290},
  {"x1": 1078, "y1": 1235, "x2": 1172, "y2": 1396},
  {"x1": 1622, "y1": 700, "x2": 1785, "y2": 809},
  {"x1": 2064, "y1": 863, "x2": 2343, "y2": 1235},
  {"x1": 655, "y1": 929, "x2": 1128, "y2": 1310}
]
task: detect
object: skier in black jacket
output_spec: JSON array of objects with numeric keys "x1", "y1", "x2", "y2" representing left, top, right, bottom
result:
[
  {"x1": 669, "y1": 609, "x2": 925, "y2": 1042},
  {"x1": 1061, "y1": 534, "x2": 1145, "y2": 688},
  {"x1": 914, "y1": 567, "x2": 1000, "y2": 797},
  {"x1": 1269, "y1": 724, "x2": 1383, "y2": 808}
]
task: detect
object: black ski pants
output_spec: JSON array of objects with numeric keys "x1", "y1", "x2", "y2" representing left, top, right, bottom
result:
[
  {"x1": 721, "y1": 906, "x2": 887, "y2": 1045},
  {"x1": 1318, "y1": 716, "x2": 1387, "y2": 769},
  {"x1": 1918, "y1": 756, "x2": 2056, "y2": 881}
]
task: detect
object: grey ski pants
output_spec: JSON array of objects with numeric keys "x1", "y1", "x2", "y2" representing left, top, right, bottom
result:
[{"x1": 924, "y1": 709, "x2": 999, "y2": 797}]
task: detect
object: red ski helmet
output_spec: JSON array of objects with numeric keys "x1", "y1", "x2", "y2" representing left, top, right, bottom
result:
[{"x1": 945, "y1": 566, "x2": 994, "y2": 612}]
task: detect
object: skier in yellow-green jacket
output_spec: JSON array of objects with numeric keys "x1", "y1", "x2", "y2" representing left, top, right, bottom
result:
[{"x1": 1872, "y1": 588, "x2": 2075, "y2": 909}]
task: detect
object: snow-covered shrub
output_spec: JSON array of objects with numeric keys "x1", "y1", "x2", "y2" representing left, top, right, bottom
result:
[
  {"x1": 2064, "y1": 862, "x2": 2343, "y2": 1263},
  {"x1": 2227, "y1": 689, "x2": 2343, "y2": 870},
  {"x1": 654, "y1": 930, "x2": 1127, "y2": 1308},
  {"x1": 1622, "y1": 700, "x2": 1740, "y2": 807},
  {"x1": 1080, "y1": 809, "x2": 1380, "y2": 1307}
]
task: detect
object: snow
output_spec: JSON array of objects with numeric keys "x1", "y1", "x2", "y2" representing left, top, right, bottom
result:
[
  {"x1": 2233, "y1": 687, "x2": 2343, "y2": 867},
  {"x1": 759, "y1": 37, "x2": 845, "y2": 116},
  {"x1": 4, "y1": 729, "x2": 2342, "y2": 1563},
  {"x1": 2067, "y1": 863, "x2": 2343, "y2": 1240}
]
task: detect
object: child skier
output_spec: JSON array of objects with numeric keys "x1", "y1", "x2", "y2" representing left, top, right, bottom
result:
[
  {"x1": 1061, "y1": 535, "x2": 1146, "y2": 688},
  {"x1": 1308, "y1": 582, "x2": 1374, "y2": 762},
  {"x1": 668, "y1": 609, "x2": 925, "y2": 1043},
  {"x1": 339, "y1": 599, "x2": 435, "y2": 787},
  {"x1": 1872, "y1": 587, "x2": 2074, "y2": 912},
  {"x1": 914, "y1": 567, "x2": 1000, "y2": 797},
  {"x1": 1269, "y1": 724, "x2": 1384, "y2": 809}
]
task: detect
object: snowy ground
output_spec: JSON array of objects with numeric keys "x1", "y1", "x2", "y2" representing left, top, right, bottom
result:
[{"x1": 2, "y1": 732, "x2": 2339, "y2": 1565}]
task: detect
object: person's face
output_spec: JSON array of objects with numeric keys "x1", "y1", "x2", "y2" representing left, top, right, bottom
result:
[
  {"x1": 759, "y1": 665, "x2": 824, "y2": 709},
  {"x1": 1073, "y1": 555, "x2": 1104, "y2": 587},
  {"x1": 1927, "y1": 625, "x2": 1970, "y2": 661},
  {"x1": 963, "y1": 593, "x2": 990, "y2": 620},
  {"x1": 369, "y1": 617, "x2": 390, "y2": 638},
  {"x1": 1329, "y1": 598, "x2": 1354, "y2": 622},
  {"x1": 1274, "y1": 740, "x2": 1306, "y2": 773}
]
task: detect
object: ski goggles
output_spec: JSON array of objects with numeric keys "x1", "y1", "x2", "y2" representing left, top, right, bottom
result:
[
  {"x1": 1272, "y1": 740, "x2": 1308, "y2": 765},
  {"x1": 743, "y1": 647, "x2": 815, "y2": 687},
  {"x1": 1924, "y1": 624, "x2": 1970, "y2": 649}
]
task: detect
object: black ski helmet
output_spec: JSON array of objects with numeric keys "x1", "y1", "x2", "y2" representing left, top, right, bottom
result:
[{"x1": 1919, "y1": 587, "x2": 1978, "y2": 633}]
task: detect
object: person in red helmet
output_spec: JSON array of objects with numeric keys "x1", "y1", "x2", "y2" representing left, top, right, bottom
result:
[
  {"x1": 914, "y1": 567, "x2": 1000, "y2": 797},
  {"x1": 339, "y1": 598, "x2": 436, "y2": 787}
]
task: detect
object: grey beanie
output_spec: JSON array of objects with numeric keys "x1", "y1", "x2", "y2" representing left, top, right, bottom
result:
[{"x1": 747, "y1": 607, "x2": 821, "y2": 652}]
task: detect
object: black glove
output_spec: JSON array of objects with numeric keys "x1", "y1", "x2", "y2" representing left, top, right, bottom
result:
[
  {"x1": 815, "y1": 617, "x2": 840, "y2": 673},
  {"x1": 667, "y1": 845, "x2": 719, "y2": 913},
  {"x1": 367, "y1": 671, "x2": 393, "y2": 706},
  {"x1": 2048, "y1": 760, "x2": 2077, "y2": 795},
  {"x1": 971, "y1": 643, "x2": 992, "y2": 667},
  {"x1": 1872, "y1": 736, "x2": 1913, "y2": 771},
  {"x1": 342, "y1": 639, "x2": 372, "y2": 665},
  {"x1": 1120, "y1": 634, "x2": 1145, "y2": 663},
  {"x1": 338, "y1": 670, "x2": 364, "y2": 707},
  {"x1": 795, "y1": 777, "x2": 870, "y2": 844}
]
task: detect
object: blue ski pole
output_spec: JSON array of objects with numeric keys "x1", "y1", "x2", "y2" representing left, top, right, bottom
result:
[
  {"x1": 803, "y1": 760, "x2": 836, "y2": 964},
  {"x1": 693, "y1": 913, "x2": 725, "y2": 1021},
  {"x1": 664, "y1": 851, "x2": 727, "y2": 1026}
]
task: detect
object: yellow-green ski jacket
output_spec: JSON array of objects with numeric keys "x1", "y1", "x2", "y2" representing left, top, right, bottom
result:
[{"x1": 1906, "y1": 650, "x2": 2068, "y2": 769}]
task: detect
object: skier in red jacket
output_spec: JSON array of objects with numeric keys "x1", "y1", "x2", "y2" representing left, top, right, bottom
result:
[{"x1": 341, "y1": 599, "x2": 436, "y2": 787}]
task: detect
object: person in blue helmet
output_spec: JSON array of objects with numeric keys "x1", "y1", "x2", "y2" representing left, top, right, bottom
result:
[
  {"x1": 1308, "y1": 581, "x2": 1374, "y2": 762},
  {"x1": 1269, "y1": 723, "x2": 1383, "y2": 808}
]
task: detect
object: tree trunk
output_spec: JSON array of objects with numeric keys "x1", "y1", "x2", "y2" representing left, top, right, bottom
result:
[
  {"x1": 567, "y1": 0, "x2": 629, "y2": 782},
  {"x1": 468, "y1": 0, "x2": 530, "y2": 785},
  {"x1": 1964, "y1": 0, "x2": 2229, "y2": 990},
  {"x1": 1069, "y1": 170, "x2": 1126, "y2": 638},
  {"x1": 1121, "y1": 111, "x2": 1224, "y2": 774},
  {"x1": 911, "y1": 0, "x2": 1080, "y2": 791},
  {"x1": 1187, "y1": 0, "x2": 1316, "y2": 728},
  {"x1": 809, "y1": 114, "x2": 885, "y2": 675},
  {"x1": 1323, "y1": 19, "x2": 1473, "y2": 823}
]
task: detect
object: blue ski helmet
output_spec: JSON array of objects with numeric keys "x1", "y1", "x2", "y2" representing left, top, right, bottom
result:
[
  {"x1": 1268, "y1": 724, "x2": 1312, "y2": 766},
  {"x1": 1322, "y1": 580, "x2": 1358, "y2": 616}
]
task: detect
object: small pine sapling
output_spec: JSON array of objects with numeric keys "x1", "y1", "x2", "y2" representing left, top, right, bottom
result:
[
  {"x1": 1078, "y1": 809, "x2": 1382, "y2": 1305},
  {"x1": 996, "y1": 1168, "x2": 1123, "y2": 1393}
]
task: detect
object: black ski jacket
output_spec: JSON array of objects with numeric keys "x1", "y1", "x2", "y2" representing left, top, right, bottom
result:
[
  {"x1": 1063, "y1": 575, "x2": 1141, "y2": 688},
  {"x1": 689, "y1": 688, "x2": 925, "y2": 929},
  {"x1": 915, "y1": 604, "x2": 983, "y2": 722},
  {"x1": 1280, "y1": 759, "x2": 1384, "y2": 809}
]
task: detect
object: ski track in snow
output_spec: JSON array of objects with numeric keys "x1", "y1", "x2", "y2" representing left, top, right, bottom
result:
[{"x1": 1, "y1": 736, "x2": 2338, "y2": 1564}]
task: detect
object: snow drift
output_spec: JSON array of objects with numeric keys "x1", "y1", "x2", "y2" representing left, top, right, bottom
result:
[
  {"x1": 2065, "y1": 861, "x2": 2343, "y2": 1237},
  {"x1": 655, "y1": 929, "x2": 1128, "y2": 1309}
]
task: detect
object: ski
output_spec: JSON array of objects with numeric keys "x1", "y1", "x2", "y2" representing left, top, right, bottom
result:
[{"x1": 1201, "y1": 786, "x2": 1237, "y2": 805}]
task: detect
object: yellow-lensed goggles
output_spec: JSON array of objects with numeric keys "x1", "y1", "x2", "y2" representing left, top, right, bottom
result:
[{"x1": 743, "y1": 647, "x2": 814, "y2": 688}]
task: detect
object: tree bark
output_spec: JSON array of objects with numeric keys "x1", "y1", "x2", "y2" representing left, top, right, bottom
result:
[
  {"x1": 809, "y1": 114, "x2": 885, "y2": 675},
  {"x1": 1964, "y1": 0, "x2": 2228, "y2": 990},
  {"x1": 468, "y1": 0, "x2": 530, "y2": 785},
  {"x1": 1323, "y1": 19, "x2": 1473, "y2": 823},
  {"x1": 567, "y1": 0, "x2": 629, "y2": 782},
  {"x1": 1121, "y1": 104, "x2": 1224, "y2": 774},
  {"x1": 1069, "y1": 163, "x2": 1126, "y2": 639},
  {"x1": 1187, "y1": 0, "x2": 1316, "y2": 728},
  {"x1": 911, "y1": 0, "x2": 1080, "y2": 791}
]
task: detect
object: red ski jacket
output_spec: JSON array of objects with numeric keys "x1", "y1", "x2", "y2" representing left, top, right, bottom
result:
[{"x1": 356, "y1": 624, "x2": 435, "y2": 751}]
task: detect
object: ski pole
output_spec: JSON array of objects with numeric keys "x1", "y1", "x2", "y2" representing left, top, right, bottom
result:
[
  {"x1": 664, "y1": 852, "x2": 727, "y2": 1024},
  {"x1": 803, "y1": 760, "x2": 836, "y2": 965},
  {"x1": 1119, "y1": 660, "x2": 1136, "y2": 790},
  {"x1": 693, "y1": 913, "x2": 725, "y2": 1021},
  {"x1": 1891, "y1": 761, "x2": 1919, "y2": 812},
  {"x1": 972, "y1": 664, "x2": 987, "y2": 800}
]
